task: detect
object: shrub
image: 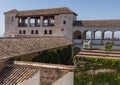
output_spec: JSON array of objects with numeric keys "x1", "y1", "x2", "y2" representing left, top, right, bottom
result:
[
  {"x1": 32, "y1": 46, "x2": 72, "y2": 64},
  {"x1": 103, "y1": 41, "x2": 113, "y2": 51}
]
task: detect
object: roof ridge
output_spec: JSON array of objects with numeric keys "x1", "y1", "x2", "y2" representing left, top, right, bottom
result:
[
  {"x1": 18, "y1": 7, "x2": 70, "y2": 12},
  {"x1": 73, "y1": 20, "x2": 120, "y2": 27},
  {"x1": 4, "y1": 9, "x2": 18, "y2": 14}
]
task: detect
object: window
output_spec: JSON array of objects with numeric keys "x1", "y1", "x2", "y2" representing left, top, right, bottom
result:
[
  {"x1": 31, "y1": 30, "x2": 34, "y2": 34},
  {"x1": 63, "y1": 20, "x2": 66, "y2": 24},
  {"x1": 49, "y1": 30, "x2": 52, "y2": 34},
  {"x1": 35, "y1": 30, "x2": 39, "y2": 34},
  {"x1": 61, "y1": 29, "x2": 64, "y2": 31},
  {"x1": 18, "y1": 18, "x2": 28, "y2": 27},
  {"x1": 23, "y1": 30, "x2": 26, "y2": 34},
  {"x1": 43, "y1": 16, "x2": 55, "y2": 26},
  {"x1": 30, "y1": 18, "x2": 35, "y2": 27},
  {"x1": 25, "y1": 18, "x2": 28, "y2": 27},
  {"x1": 19, "y1": 30, "x2": 22, "y2": 34},
  {"x1": 44, "y1": 30, "x2": 47, "y2": 34},
  {"x1": 11, "y1": 17, "x2": 14, "y2": 22}
]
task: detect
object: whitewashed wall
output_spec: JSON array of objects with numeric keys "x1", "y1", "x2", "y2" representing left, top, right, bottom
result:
[
  {"x1": 17, "y1": 71, "x2": 40, "y2": 85},
  {"x1": 52, "y1": 72, "x2": 74, "y2": 85}
]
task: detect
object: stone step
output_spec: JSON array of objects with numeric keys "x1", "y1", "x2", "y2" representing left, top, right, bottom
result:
[
  {"x1": 78, "y1": 50, "x2": 120, "y2": 58},
  {"x1": 82, "y1": 50, "x2": 120, "y2": 54}
]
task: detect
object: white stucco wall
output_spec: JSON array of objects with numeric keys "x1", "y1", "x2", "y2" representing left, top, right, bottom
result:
[
  {"x1": 4, "y1": 13, "x2": 18, "y2": 37},
  {"x1": 17, "y1": 71, "x2": 40, "y2": 85},
  {"x1": 52, "y1": 72, "x2": 74, "y2": 85},
  {"x1": 4, "y1": 12, "x2": 76, "y2": 41}
]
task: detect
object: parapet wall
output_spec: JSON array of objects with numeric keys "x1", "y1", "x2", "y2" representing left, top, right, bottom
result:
[{"x1": 14, "y1": 61, "x2": 74, "y2": 71}]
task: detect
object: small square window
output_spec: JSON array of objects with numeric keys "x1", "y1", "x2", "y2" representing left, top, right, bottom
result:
[
  {"x1": 19, "y1": 30, "x2": 22, "y2": 34},
  {"x1": 49, "y1": 30, "x2": 52, "y2": 34},
  {"x1": 36, "y1": 30, "x2": 39, "y2": 34},
  {"x1": 61, "y1": 29, "x2": 64, "y2": 31},
  {"x1": 11, "y1": 17, "x2": 14, "y2": 22},
  {"x1": 31, "y1": 30, "x2": 34, "y2": 34},
  {"x1": 63, "y1": 20, "x2": 66, "y2": 24},
  {"x1": 23, "y1": 30, "x2": 26, "y2": 34},
  {"x1": 44, "y1": 30, "x2": 47, "y2": 34}
]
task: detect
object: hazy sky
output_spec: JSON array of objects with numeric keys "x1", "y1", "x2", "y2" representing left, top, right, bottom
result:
[{"x1": 0, "y1": 0, "x2": 120, "y2": 36}]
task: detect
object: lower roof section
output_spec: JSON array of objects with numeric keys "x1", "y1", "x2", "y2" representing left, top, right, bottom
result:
[
  {"x1": 0, "y1": 36, "x2": 73, "y2": 59},
  {"x1": 73, "y1": 20, "x2": 120, "y2": 27},
  {"x1": 0, "y1": 61, "x2": 74, "y2": 85}
]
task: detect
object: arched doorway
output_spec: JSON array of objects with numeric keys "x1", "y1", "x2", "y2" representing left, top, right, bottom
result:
[{"x1": 73, "y1": 31, "x2": 82, "y2": 39}]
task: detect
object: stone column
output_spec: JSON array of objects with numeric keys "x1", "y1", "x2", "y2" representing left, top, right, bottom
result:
[
  {"x1": 81, "y1": 32, "x2": 83, "y2": 44},
  {"x1": 91, "y1": 31, "x2": 94, "y2": 43},
  {"x1": 28, "y1": 17, "x2": 30, "y2": 27},
  {"x1": 101, "y1": 32, "x2": 104, "y2": 44},
  {"x1": 18, "y1": 18, "x2": 20, "y2": 27},
  {"x1": 35, "y1": 18, "x2": 37, "y2": 27},
  {"x1": 92, "y1": 31, "x2": 95, "y2": 40},
  {"x1": 112, "y1": 31, "x2": 114, "y2": 44},
  {"x1": 40, "y1": 16, "x2": 43, "y2": 27}
]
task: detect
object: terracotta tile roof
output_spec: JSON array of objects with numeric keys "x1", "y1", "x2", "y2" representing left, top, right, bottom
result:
[
  {"x1": 14, "y1": 61, "x2": 74, "y2": 85},
  {"x1": 0, "y1": 61, "x2": 74, "y2": 85},
  {"x1": 0, "y1": 65, "x2": 39, "y2": 85},
  {"x1": 0, "y1": 37, "x2": 73, "y2": 59},
  {"x1": 4, "y1": 9, "x2": 18, "y2": 14},
  {"x1": 4, "y1": 7, "x2": 77, "y2": 16},
  {"x1": 73, "y1": 20, "x2": 120, "y2": 27}
]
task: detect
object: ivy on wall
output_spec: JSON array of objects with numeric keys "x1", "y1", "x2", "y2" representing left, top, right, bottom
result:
[{"x1": 74, "y1": 56, "x2": 120, "y2": 85}]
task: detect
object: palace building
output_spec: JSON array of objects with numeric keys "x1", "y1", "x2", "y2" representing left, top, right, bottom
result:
[{"x1": 4, "y1": 7, "x2": 120, "y2": 52}]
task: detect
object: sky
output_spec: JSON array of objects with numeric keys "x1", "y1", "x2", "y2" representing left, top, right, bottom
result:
[{"x1": 0, "y1": 0, "x2": 120, "y2": 36}]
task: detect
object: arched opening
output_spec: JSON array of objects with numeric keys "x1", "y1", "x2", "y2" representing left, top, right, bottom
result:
[
  {"x1": 44, "y1": 30, "x2": 47, "y2": 34},
  {"x1": 23, "y1": 30, "x2": 26, "y2": 34},
  {"x1": 73, "y1": 31, "x2": 81, "y2": 39},
  {"x1": 95, "y1": 31, "x2": 101, "y2": 39},
  {"x1": 35, "y1": 30, "x2": 39, "y2": 34},
  {"x1": 19, "y1": 30, "x2": 22, "y2": 34},
  {"x1": 104, "y1": 31, "x2": 112, "y2": 39},
  {"x1": 30, "y1": 18, "x2": 35, "y2": 27},
  {"x1": 85, "y1": 31, "x2": 91, "y2": 39},
  {"x1": 74, "y1": 47, "x2": 81, "y2": 55},
  {"x1": 114, "y1": 31, "x2": 120, "y2": 40},
  {"x1": 31, "y1": 30, "x2": 34, "y2": 34},
  {"x1": 49, "y1": 30, "x2": 52, "y2": 34}
]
